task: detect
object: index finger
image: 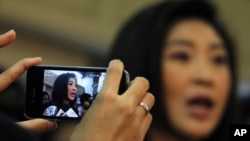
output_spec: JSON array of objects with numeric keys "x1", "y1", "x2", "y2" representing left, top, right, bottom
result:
[
  {"x1": 0, "y1": 57, "x2": 42, "y2": 91},
  {"x1": 100, "y1": 60, "x2": 124, "y2": 95}
]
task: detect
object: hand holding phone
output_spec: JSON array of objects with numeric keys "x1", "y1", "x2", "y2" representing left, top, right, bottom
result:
[
  {"x1": 25, "y1": 65, "x2": 129, "y2": 121},
  {"x1": 70, "y1": 60, "x2": 155, "y2": 141}
]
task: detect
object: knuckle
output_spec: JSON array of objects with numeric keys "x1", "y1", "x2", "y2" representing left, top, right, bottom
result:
[
  {"x1": 97, "y1": 89, "x2": 117, "y2": 102},
  {"x1": 135, "y1": 77, "x2": 149, "y2": 89},
  {"x1": 17, "y1": 58, "x2": 28, "y2": 69},
  {"x1": 120, "y1": 102, "x2": 134, "y2": 117}
]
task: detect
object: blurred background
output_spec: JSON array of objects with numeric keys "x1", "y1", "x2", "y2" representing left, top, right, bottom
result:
[{"x1": 0, "y1": 0, "x2": 250, "y2": 140}]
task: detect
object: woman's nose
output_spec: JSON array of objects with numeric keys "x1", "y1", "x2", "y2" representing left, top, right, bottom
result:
[{"x1": 192, "y1": 61, "x2": 214, "y2": 87}]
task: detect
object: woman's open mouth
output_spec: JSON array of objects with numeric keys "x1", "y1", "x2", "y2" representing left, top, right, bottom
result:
[
  {"x1": 186, "y1": 95, "x2": 214, "y2": 119},
  {"x1": 70, "y1": 92, "x2": 76, "y2": 98}
]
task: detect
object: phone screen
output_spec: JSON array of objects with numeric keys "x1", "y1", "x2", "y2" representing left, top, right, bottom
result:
[{"x1": 25, "y1": 66, "x2": 129, "y2": 121}]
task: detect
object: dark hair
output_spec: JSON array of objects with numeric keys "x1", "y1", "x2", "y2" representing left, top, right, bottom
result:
[
  {"x1": 80, "y1": 93, "x2": 92, "y2": 103},
  {"x1": 80, "y1": 93, "x2": 92, "y2": 110},
  {"x1": 107, "y1": 0, "x2": 238, "y2": 140},
  {"x1": 52, "y1": 73, "x2": 77, "y2": 107}
]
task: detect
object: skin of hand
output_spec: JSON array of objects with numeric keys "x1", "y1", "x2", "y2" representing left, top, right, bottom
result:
[
  {"x1": 70, "y1": 60, "x2": 155, "y2": 141},
  {"x1": 0, "y1": 29, "x2": 57, "y2": 133}
]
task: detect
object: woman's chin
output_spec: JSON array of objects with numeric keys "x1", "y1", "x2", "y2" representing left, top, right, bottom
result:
[
  {"x1": 171, "y1": 117, "x2": 217, "y2": 140},
  {"x1": 184, "y1": 128, "x2": 212, "y2": 140},
  {"x1": 68, "y1": 97, "x2": 75, "y2": 101}
]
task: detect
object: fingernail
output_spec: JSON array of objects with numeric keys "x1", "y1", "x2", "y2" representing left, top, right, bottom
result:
[
  {"x1": 48, "y1": 121, "x2": 57, "y2": 130},
  {"x1": 5, "y1": 29, "x2": 15, "y2": 35},
  {"x1": 109, "y1": 59, "x2": 121, "y2": 66},
  {"x1": 34, "y1": 57, "x2": 42, "y2": 60}
]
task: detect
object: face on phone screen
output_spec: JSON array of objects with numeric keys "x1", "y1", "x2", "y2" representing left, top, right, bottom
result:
[{"x1": 42, "y1": 70, "x2": 106, "y2": 118}]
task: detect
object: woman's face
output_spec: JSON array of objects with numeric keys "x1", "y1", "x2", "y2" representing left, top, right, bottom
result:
[
  {"x1": 67, "y1": 77, "x2": 77, "y2": 101},
  {"x1": 161, "y1": 19, "x2": 231, "y2": 139}
]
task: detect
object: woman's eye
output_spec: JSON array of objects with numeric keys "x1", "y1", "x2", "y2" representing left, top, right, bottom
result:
[
  {"x1": 170, "y1": 52, "x2": 189, "y2": 61},
  {"x1": 213, "y1": 55, "x2": 228, "y2": 65}
]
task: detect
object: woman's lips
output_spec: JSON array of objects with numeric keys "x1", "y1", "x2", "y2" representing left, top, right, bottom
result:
[
  {"x1": 186, "y1": 95, "x2": 214, "y2": 119},
  {"x1": 70, "y1": 92, "x2": 76, "y2": 97}
]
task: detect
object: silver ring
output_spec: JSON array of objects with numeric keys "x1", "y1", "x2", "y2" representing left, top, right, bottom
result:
[{"x1": 139, "y1": 102, "x2": 149, "y2": 114}]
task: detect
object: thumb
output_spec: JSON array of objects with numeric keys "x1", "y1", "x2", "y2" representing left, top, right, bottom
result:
[{"x1": 17, "y1": 119, "x2": 57, "y2": 133}]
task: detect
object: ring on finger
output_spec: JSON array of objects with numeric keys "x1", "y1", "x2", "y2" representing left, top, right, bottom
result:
[{"x1": 139, "y1": 102, "x2": 149, "y2": 115}]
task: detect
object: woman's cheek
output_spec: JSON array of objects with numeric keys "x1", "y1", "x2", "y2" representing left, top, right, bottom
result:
[
  {"x1": 162, "y1": 63, "x2": 190, "y2": 123},
  {"x1": 213, "y1": 68, "x2": 231, "y2": 124}
]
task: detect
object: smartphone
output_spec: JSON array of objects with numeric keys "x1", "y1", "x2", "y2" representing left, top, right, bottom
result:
[{"x1": 24, "y1": 65, "x2": 129, "y2": 121}]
